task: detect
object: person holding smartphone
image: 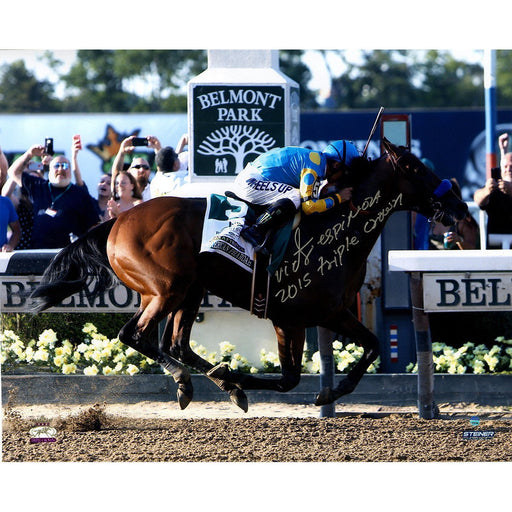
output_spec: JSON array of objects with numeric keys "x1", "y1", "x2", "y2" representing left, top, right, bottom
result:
[
  {"x1": 6, "y1": 143, "x2": 100, "y2": 248},
  {"x1": 111, "y1": 135, "x2": 162, "y2": 201},
  {"x1": 473, "y1": 133, "x2": 512, "y2": 237}
]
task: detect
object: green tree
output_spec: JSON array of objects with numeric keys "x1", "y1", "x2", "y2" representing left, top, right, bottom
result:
[
  {"x1": 279, "y1": 50, "x2": 318, "y2": 109},
  {"x1": 0, "y1": 60, "x2": 58, "y2": 112},
  {"x1": 60, "y1": 50, "x2": 141, "y2": 112},
  {"x1": 496, "y1": 50, "x2": 512, "y2": 107},
  {"x1": 327, "y1": 50, "x2": 418, "y2": 109},
  {"x1": 324, "y1": 50, "x2": 485, "y2": 109},
  {"x1": 60, "y1": 49, "x2": 207, "y2": 113},
  {"x1": 418, "y1": 50, "x2": 483, "y2": 107}
]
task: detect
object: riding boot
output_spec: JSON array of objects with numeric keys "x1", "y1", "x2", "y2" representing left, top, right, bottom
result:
[{"x1": 241, "y1": 198, "x2": 296, "y2": 253}]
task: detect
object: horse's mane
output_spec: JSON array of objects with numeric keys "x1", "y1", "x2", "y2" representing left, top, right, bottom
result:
[{"x1": 347, "y1": 156, "x2": 375, "y2": 187}]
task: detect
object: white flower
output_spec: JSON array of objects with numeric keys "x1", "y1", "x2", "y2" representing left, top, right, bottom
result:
[
  {"x1": 37, "y1": 329, "x2": 58, "y2": 348},
  {"x1": 219, "y1": 341, "x2": 235, "y2": 356},
  {"x1": 34, "y1": 348, "x2": 49, "y2": 362},
  {"x1": 84, "y1": 364, "x2": 99, "y2": 376},
  {"x1": 76, "y1": 343, "x2": 88, "y2": 353},
  {"x1": 472, "y1": 359, "x2": 485, "y2": 374},
  {"x1": 125, "y1": 364, "x2": 139, "y2": 375}
]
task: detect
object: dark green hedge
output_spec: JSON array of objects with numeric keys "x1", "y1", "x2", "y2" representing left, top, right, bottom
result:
[{"x1": 0, "y1": 313, "x2": 133, "y2": 345}]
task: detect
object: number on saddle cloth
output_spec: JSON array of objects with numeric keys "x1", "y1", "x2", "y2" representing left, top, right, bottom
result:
[{"x1": 201, "y1": 193, "x2": 294, "y2": 276}]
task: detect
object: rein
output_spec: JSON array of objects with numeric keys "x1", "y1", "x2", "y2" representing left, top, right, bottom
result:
[{"x1": 386, "y1": 150, "x2": 452, "y2": 222}]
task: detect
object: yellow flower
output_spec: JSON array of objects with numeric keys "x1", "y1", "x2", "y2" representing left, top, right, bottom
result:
[
  {"x1": 82, "y1": 322, "x2": 97, "y2": 334},
  {"x1": 113, "y1": 353, "x2": 126, "y2": 363},
  {"x1": 62, "y1": 363, "x2": 77, "y2": 375},
  {"x1": 126, "y1": 364, "x2": 139, "y2": 375},
  {"x1": 125, "y1": 347, "x2": 137, "y2": 358},
  {"x1": 219, "y1": 341, "x2": 235, "y2": 355},
  {"x1": 102, "y1": 366, "x2": 114, "y2": 375},
  {"x1": 472, "y1": 359, "x2": 485, "y2": 374},
  {"x1": 483, "y1": 354, "x2": 499, "y2": 372},
  {"x1": 53, "y1": 355, "x2": 66, "y2": 367}
]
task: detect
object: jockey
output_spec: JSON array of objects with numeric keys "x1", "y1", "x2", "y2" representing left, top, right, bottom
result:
[{"x1": 228, "y1": 140, "x2": 359, "y2": 253}]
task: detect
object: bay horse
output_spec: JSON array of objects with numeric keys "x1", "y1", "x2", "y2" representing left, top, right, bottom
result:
[{"x1": 31, "y1": 139, "x2": 467, "y2": 412}]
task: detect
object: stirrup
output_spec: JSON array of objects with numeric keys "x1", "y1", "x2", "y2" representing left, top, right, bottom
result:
[{"x1": 241, "y1": 227, "x2": 270, "y2": 255}]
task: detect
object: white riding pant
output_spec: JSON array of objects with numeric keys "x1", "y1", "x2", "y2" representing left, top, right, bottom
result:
[{"x1": 230, "y1": 164, "x2": 301, "y2": 208}]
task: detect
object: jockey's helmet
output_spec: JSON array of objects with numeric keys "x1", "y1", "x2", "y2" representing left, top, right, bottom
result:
[{"x1": 323, "y1": 140, "x2": 359, "y2": 166}]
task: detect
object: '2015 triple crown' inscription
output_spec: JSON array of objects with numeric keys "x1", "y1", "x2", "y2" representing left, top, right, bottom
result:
[{"x1": 274, "y1": 192, "x2": 403, "y2": 303}]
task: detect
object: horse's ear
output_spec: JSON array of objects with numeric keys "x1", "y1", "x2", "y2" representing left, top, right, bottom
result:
[{"x1": 382, "y1": 137, "x2": 396, "y2": 154}]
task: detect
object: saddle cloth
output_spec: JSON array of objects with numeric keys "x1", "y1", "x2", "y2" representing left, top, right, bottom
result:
[{"x1": 200, "y1": 193, "x2": 293, "y2": 275}]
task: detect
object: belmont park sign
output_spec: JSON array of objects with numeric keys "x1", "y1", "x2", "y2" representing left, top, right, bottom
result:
[
  {"x1": 0, "y1": 251, "x2": 238, "y2": 313},
  {"x1": 191, "y1": 84, "x2": 296, "y2": 177},
  {"x1": 423, "y1": 272, "x2": 512, "y2": 312}
]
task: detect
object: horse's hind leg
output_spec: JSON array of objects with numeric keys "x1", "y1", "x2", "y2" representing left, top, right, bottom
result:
[
  {"x1": 208, "y1": 324, "x2": 306, "y2": 393},
  {"x1": 118, "y1": 309, "x2": 194, "y2": 410},
  {"x1": 315, "y1": 309, "x2": 379, "y2": 406},
  {"x1": 161, "y1": 281, "x2": 249, "y2": 412}
]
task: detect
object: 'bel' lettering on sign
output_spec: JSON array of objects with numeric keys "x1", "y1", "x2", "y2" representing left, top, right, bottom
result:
[{"x1": 423, "y1": 272, "x2": 512, "y2": 312}]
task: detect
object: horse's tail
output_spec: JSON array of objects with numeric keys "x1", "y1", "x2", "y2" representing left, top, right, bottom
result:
[{"x1": 31, "y1": 219, "x2": 117, "y2": 313}]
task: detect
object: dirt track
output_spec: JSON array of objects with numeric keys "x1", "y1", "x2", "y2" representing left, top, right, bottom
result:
[{"x1": 3, "y1": 401, "x2": 512, "y2": 462}]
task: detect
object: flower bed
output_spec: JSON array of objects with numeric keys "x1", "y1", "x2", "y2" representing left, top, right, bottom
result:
[
  {"x1": 406, "y1": 339, "x2": 512, "y2": 375},
  {"x1": 2, "y1": 322, "x2": 512, "y2": 376}
]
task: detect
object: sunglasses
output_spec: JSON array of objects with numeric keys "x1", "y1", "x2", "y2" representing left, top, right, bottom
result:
[
  {"x1": 131, "y1": 164, "x2": 150, "y2": 170},
  {"x1": 53, "y1": 162, "x2": 70, "y2": 170}
]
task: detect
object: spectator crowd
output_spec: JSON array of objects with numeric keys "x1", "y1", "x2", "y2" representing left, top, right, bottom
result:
[
  {"x1": 1, "y1": 129, "x2": 512, "y2": 252},
  {"x1": 0, "y1": 134, "x2": 189, "y2": 251}
]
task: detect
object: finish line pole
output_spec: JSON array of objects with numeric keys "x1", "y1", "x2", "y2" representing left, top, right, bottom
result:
[
  {"x1": 484, "y1": 49, "x2": 497, "y2": 177},
  {"x1": 409, "y1": 272, "x2": 436, "y2": 419},
  {"x1": 318, "y1": 327, "x2": 335, "y2": 418}
]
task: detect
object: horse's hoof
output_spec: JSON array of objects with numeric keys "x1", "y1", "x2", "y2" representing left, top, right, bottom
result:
[
  {"x1": 315, "y1": 387, "x2": 334, "y2": 406},
  {"x1": 177, "y1": 381, "x2": 194, "y2": 410},
  {"x1": 229, "y1": 388, "x2": 248, "y2": 413},
  {"x1": 207, "y1": 363, "x2": 229, "y2": 379}
]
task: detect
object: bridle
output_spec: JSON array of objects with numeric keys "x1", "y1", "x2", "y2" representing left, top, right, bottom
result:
[{"x1": 386, "y1": 149, "x2": 453, "y2": 222}]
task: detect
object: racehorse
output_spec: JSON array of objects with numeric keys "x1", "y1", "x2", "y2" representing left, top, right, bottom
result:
[{"x1": 31, "y1": 139, "x2": 467, "y2": 412}]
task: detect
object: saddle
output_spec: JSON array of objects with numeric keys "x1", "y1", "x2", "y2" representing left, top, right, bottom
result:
[{"x1": 200, "y1": 192, "x2": 296, "y2": 318}]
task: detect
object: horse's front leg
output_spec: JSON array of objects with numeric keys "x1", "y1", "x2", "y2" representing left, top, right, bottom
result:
[
  {"x1": 315, "y1": 309, "x2": 379, "y2": 406},
  {"x1": 208, "y1": 323, "x2": 305, "y2": 393}
]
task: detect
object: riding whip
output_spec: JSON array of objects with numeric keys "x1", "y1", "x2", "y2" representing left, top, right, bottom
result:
[{"x1": 362, "y1": 106, "x2": 384, "y2": 158}]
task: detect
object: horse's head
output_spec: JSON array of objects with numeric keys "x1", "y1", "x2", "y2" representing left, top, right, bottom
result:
[{"x1": 382, "y1": 138, "x2": 468, "y2": 225}]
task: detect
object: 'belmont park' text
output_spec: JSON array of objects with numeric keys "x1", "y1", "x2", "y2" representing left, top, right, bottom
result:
[{"x1": 196, "y1": 89, "x2": 283, "y2": 122}]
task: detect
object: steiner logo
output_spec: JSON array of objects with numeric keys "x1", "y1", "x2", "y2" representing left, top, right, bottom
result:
[{"x1": 462, "y1": 430, "x2": 495, "y2": 440}]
